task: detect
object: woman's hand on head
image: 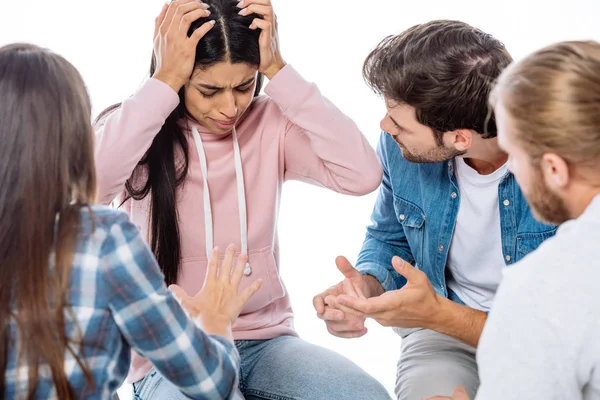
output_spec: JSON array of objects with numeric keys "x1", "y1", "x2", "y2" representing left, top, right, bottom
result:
[
  {"x1": 152, "y1": 0, "x2": 215, "y2": 93},
  {"x1": 237, "y1": 0, "x2": 286, "y2": 80}
]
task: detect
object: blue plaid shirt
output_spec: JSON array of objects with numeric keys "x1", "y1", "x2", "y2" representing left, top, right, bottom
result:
[{"x1": 4, "y1": 206, "x2": 239, "y2": 399}]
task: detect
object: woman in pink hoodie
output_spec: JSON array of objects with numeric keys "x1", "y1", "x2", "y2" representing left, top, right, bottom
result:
[{"x1": 95, "y1": 0, "x2": 388, "y2": 399}]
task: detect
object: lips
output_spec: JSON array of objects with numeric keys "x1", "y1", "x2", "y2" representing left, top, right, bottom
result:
[{"x1": 211, "y1": 118, "x2": 236, "y2": 129}]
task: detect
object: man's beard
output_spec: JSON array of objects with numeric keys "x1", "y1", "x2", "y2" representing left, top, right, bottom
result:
[
  {"x1": 396, "y1": 139, "x2": 465, "y2": 163},
  {"x1": 525, "y1": 167, "x2": 570, "y2": 225}
]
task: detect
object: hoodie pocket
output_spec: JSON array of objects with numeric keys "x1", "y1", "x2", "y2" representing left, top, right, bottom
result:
[{"x1": 238, "y1": 246, "x2": 285, "y2": 314}]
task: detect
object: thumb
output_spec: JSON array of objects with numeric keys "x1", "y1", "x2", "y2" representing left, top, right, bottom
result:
[
  {"x1": 392, "y1": 256, "x2": 419, "y2": 282},
  {"x1": 168, "y1": 284, "x2": 188, "y2": 303},
  {"x1": 336, "y1": 256, "x2": 361, "y2": 280},
  {"x1": 452, "y1": 386, "x2": 470, "y2": 400}
]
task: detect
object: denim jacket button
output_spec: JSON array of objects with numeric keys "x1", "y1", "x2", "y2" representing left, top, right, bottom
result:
[
  {"x1": 505, "y1": 255, "x2": 511, "y2": 262},
  {"x1": 451, "y1": 192, "x2": 457, "y2": 199},
  {"x1": 503, "y1": 199, "x2": 511, "y2": 206},
  {"x1": 399, "y1": 214, "x2": 406, "y2": 221},
  {"x1": 438, "y1": 245, "x2": 444, "y2": 252}
]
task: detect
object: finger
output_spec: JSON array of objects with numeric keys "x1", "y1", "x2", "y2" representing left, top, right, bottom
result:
[
  {"x1": 250, "y1": 18, "x2": 272, "y2": 55},
  {"x1": 313, "y1": 293, "x2": 326, "y2": 314},
  {"x1": 326, "y1": 318, "x2": 366, "y2": 333},
  {"x1": 162, "y1": 0, "x2": 196, "y2": 33},
  {"x1": 155, "y1": 3, "x2": 169, "y2": 38},
  {"x1": 239, "y1": 279, "x2": 263, "y2": 305},
  {"x1": 326, "y1": 295, "x2": 366, "y2": 319},
  {"x1": 392, "y1": 256, "x2": 421, "y2": 283},
  {"x1": 205, "y1": 246, "x2": 220, "y2": 282},
  {"x1": 343, "y1": 278, "x2": 358, "y2": 298},
  {"x1": 189, "y1": 20, "x2": 216, "y2": 46},
  {"x1": 337, "y1": 294, "x2": 382, "y2": 315},
  {"x1": 314, "y1": 283, "x2": 343, "y2": 314},
  {"x1": 238, "y1": 4, "x2": 273, "y2": 21},
  {"x1": 172, "y1": 2, "x2": 206, "y2": 30},
  {"x1": 249, "y1": 16, "x2": 270, "y2": 31},
  {"x1": 179, "y1": 8, "x2": 212, "y2": 34},
  {"x1": 335, "y1": 256, "x2": 362, "y2": 280},
  {"x1": 355, "y1": 284, "x2": 367, "y2": 300},
  {"x1": 236, "y1": 0, "x2": 272, "y2": 8},
  {"x1": 219, "y1": 244, "x2": 237, "y2": 282},
  {"x1": 317, "y1": 307, "x2": 345, "y2": 322},
  {"x1": 326, "y1": 325, "x2": 368, "y2": 339},
  {"x1": 168, "y1": 284, "x2": 187, "y2": 303},
  {"x1": 452, "y1": 387, "x2": 470, "y2": 400},
  {"x1": 231, "y1": 253, "x2": 249, "y2": 289}
]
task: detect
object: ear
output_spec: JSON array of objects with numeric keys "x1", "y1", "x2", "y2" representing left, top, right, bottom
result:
[
  {"x1": 540, "y1": 153, "x2": 570, "y2": 189},
  {"x1": 447, "y1": 129, "x2": 473, "y2": 152}
]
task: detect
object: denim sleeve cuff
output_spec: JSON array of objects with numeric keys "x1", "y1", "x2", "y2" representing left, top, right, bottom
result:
[{"x1": 355, "y1": 263, "x2": 398, "y2": 292}]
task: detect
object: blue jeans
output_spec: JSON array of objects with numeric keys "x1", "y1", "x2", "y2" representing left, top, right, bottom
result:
[{"x1": 133, "y1": 335, "x2": 391, "y2": 400}]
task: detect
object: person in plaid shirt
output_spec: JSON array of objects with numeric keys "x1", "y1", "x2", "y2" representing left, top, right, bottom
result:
[{"x1": 0, "y1": 43, "x2": 261, "y2": 400}]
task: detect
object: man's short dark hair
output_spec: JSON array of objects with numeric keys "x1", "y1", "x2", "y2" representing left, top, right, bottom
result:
[{"x1": 363, "y1": 20, "x2": 512, "y2": 141}]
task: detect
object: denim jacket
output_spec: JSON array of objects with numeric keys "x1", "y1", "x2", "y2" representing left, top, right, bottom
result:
[{"x1": 356, "y1": 132, "x2": 557, "y2": 303}]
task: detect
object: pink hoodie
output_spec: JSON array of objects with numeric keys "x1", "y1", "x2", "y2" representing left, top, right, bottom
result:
[{"x1": 94, "y1": 65, "x2": 382, "y2": 382}]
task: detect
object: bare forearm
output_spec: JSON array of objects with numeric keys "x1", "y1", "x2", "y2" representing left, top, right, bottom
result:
[{"x1": 429, "y1": 295, "x2": 487, "y2": 348}]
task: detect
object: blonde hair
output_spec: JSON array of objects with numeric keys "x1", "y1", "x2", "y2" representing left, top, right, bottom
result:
[{"x1": 492, "y1": 41, "x2": 600, "y2": 177}]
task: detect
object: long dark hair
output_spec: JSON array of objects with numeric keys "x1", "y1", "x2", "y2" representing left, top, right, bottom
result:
[
  {"x1": 95, "y1": 0, "x2": 263, "y2": 285},
  {"x1": 0, "y1": 44, "x2": 96, "y2": 398}
]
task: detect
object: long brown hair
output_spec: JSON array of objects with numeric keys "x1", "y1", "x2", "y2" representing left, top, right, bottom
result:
[
  {"x1": 0, "y1": 43, "x2": 96, "y2": 398},
  {"x1": 493, "y1": 41, "x2": 600, "y2": 179}
]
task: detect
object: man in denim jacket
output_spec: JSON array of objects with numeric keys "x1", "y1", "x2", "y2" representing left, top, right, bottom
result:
[{"x1": 313, "y1": 20, "x2": 556, "y2": 400}]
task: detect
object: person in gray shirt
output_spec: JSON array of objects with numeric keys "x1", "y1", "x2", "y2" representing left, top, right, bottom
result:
[{"x1": 429, "y1": 40, "x2": 600, "y2": 400}]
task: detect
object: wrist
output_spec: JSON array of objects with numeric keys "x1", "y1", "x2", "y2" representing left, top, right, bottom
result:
[
  {"x1": 152, "y1": 71, "x2": 185, "y2": 93},
  {"x1": 363, "y1": 275, "x2": 385, "y2": 298},
  {"x1": 427, "y1": 294, "x2": 453, "y2": 331},
  {"x1": 262, "y1": 60, "x2": 286, "y2": 80},
  {"x1": 427, "y1": 295, "x2": 486, "y2": 347},
  {"x1": 194, "y1": 313, "x2": 234, "y2": 342}
]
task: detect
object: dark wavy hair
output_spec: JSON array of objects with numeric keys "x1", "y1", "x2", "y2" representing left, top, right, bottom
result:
[{"x1": 363, "y1": 20, "x2": 512, "y2": 143}]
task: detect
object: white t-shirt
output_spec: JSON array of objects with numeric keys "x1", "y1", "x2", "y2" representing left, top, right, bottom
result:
[
  {"x1": 446, "y1": 157, "x2": 508, "y2": 312},
  {"x1": 476, "y1": 194, "x2": 600, "y2": 400}
]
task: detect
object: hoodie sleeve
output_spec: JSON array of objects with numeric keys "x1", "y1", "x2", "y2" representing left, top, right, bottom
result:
[
  {"x1": 265, "y1": 65, "x2": 382, "y2": 196},
  {"x1": 94, "y1": 78, "x2": 180, "y2": 204}
]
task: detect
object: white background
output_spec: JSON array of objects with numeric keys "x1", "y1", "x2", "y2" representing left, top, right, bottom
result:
[{"x1": 1, "y1": 0, "x2": 599, "y2": 398}]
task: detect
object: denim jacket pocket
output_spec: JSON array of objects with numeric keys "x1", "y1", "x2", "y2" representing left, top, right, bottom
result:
[
  {"x1": 393, "y1": 196, "x2": 426, "y2": 228},
  {"x1": 516, "y1": 229, "x2": 557, "y2": 259},
  {"x1": 393, "y1": 196, "x2": 426, "y2": 264}
]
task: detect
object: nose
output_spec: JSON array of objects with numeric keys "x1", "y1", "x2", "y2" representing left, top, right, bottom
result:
[
  {"x1": 380, "y1": 118, "x2": 391, "y2": 134},
  {"x1": 219, "y1": 91, "x2": 238, "y2": 119}
]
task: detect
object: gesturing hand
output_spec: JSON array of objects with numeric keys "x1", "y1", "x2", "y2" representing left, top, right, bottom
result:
[{"x1": 170, "y1": 244, "x2": 262, "y2": 326}]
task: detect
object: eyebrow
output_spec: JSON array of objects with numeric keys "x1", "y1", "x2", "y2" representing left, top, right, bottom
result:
[
  {"x1": 197, "y1": 77, "x2": 256, "y2": 91},
  {"x1": 389, "y1": 115, "x2": 412, "y2": 133}
]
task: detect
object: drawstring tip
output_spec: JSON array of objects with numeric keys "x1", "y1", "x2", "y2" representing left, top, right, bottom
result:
[{"x1": 243, "y1": 263, "x2": 252, "y2": 276}]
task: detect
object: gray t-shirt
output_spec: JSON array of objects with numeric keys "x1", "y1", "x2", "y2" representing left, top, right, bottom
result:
[{"x1": 476, "y1": 195, "x2": 600, "y2": 400}]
